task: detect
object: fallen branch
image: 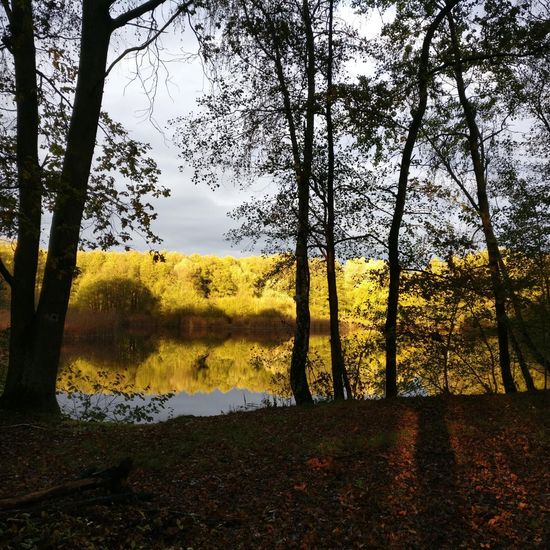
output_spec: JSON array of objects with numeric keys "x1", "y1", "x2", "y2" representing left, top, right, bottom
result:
[
  {"x1": 0, "y1": 458, "x2": 133, "y2": 511},
  {"x1": 59, "y1": 490, "x2": 152, "y2": 511},
  {"x1": 3, "y1": 424, "x2": 47, "y2": 430}
]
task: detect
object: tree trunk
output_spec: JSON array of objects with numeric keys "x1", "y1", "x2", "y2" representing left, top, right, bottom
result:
[
  {"x1": 447, "y1": 10, "x2": 516, "y2": 393},
  {"x1": 325, "y1": 0, "x2": 348, "y2": 400},
  {"x1": 496, "y1": 254, "x2": 550, "y2": 375},
  {"x1": 384, "y1": 0, "x2": 460, "y2": 398},
  {"x1": 291, "y1": 195, "x2": 313, "y2": 405},
  {"x1": 442, "y1": 303, "x2": 458, "y2": 394},
  {"x1": 289, "y1": 0, "x2": 316, "y2": 406},
  {"x1": 1, "y1": 0, "x2": 176, "y2": 414},
  {"x1": 1, "y1": 0, "x2": 44, "y2": 410},
  {"x1": 508, "y1": 326, "x2": 536, "y2": 391},
  {"x1": 326, "y1": 248, "x2": 347, "y2": 399},
  {"x1": 1, "y1": 0, "x2": 113, "y2": 413}
]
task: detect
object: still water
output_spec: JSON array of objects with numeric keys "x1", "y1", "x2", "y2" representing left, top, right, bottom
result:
[
  {"x1": 57, "y1": 326, "x2": 530, "y2": 421},
  {"x1": 57, "y1": 332, "x2": 331, "y2": 420}
]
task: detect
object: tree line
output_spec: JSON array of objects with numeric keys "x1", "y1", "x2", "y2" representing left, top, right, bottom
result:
[
  {"x1": 1, "y1": 242, "x2": 547, "y2": 397},
  {"x1": 0, "y1": 0, "x2": 548, "y2": 413}
]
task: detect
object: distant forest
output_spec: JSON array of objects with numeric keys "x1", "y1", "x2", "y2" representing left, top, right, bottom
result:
[
  {"x1": 1, "y1": 0, "x2": 548, "y2": 413},
  {"x1": 1, "y1": 242, "x2": 548, "y2": 364},
  {"x1": 1, "y1": 241, "x2": 547, "y2": 396},
  {"x1": 0, "y1": 244, "x2": 386, "y2": 321}
]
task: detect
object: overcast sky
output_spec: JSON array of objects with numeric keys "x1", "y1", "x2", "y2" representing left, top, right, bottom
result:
[
  {"x1": 97, "y1": 7, "x2": 382, "y2": 258},
  {"x1": 99, "y1": 23, "x2": 262, "y2": 257}
]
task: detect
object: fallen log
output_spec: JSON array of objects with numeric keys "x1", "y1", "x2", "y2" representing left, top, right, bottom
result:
[{"x1": 0, "y1": 457, "x2": 133, "y2": 511}]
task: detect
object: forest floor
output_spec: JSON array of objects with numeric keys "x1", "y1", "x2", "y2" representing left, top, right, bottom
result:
[{"x1": 0, "y1": 392, "x2": 549, "y2": 549}]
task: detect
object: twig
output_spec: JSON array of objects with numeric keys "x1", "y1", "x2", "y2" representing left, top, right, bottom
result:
[
  {"x1": 3, "y1": 424, "x2": 48, "y2": 430},
  {"x1": 106, "y1": 2, "x2": 192, "y2": 78}
]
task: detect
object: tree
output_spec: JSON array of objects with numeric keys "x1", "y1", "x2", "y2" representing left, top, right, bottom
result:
[
  {"x1": 416, "y1": 0, "x2": 550, "y2": 391},
  {"x1": 74, "y1": 276, "x2": 159, "y2": 313},
  {"x1": 444, "y1": 9, "x2": 515, "y2": 392},
  {"x1": 321, "y1": 0, "x2": 349, "y2": 399},
  {"x1": 0, "y1": 0, "x2": 192, "y2": 414},
  {"x1": 177, "y1": 0, "x2": 359, "y2": 404},
  {"x1": 382, "y1": 0, "x2": 461, "y2": 398}
]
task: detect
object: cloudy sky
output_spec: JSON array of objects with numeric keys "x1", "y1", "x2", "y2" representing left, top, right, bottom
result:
[
  {"x1": 100, "y1": 23, "x2": 265, "y2": 258},
  {"x1": 97, "y1": 6, "x2": 381, "y2": 258}
]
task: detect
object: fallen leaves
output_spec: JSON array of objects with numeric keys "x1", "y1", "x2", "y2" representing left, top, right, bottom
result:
[
  {"x1": 0, "y1": 392, "x2": 548, "y2": 549},
  {"x1": 305, "y1": 456, "x2": 334, "y2": 471}
]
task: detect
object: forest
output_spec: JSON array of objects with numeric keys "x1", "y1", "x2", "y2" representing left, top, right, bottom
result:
[
  {"x1": 0, "y1": 1, "x2": 549, "y2": 547},
  {"x1": 0, "y1": 243, "x2": 547, "y2": 398},
  {"x1": 0, "y1": 0, "x2": 548, "y2": 413}
]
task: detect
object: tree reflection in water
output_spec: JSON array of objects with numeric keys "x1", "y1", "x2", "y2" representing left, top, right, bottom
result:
[{"x1": 57, "y1": 327, "x2": 546, "y2": 420}]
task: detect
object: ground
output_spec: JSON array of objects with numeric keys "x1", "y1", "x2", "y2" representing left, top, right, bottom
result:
[{"x1": 0, "y1": 392, "x2": 548, "y2": 549}]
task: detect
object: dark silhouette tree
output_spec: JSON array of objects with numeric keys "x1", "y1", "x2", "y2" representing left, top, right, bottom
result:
[
  {"x1": 383, "y1": 0, "x2": 461, "y2": 398},
  {"x1": 0, "y1": 0, "x2": 192, "y2": 414},
  {"x1": 176, "y1": 0, "x2": 360, "y2": 405}
]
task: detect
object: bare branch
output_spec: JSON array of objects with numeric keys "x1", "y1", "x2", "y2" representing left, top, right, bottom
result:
[
  {"x1": 336, "y1": 232, "x2": 387, "y2": 249},
  {"x1": 105, "y1": 3, "x2": 190, "y2": 78},
  {"x1": 0, "y1": 257, "x2": 13, "y2": 287},
  {"x1": 36, "y1": 69, "x2": 73, "y2": 108},
  {"x1": 423, "y1": 133, "x2": 479, "y2": 212},
  {"x1": 110, "y1": 0, "x2": 168, "y2": 30}
]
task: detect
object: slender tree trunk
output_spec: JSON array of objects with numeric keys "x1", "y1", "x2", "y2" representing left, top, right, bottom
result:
[
  {"x1": 259, "y1": 1, "x2": 315, "y2": 405},
  {"x1": 508, "y1": 326, "x2": 536, "y2": 391},
  {"x1": 326, "y1": 249, "x2": 348, "y2": 399},
  {"x1": 496, "y1": 254, "x2": 550, "y2": 375},
  {"x1": 291, "y1": 184, "x2": 313, "y2": 405},
  {"x1": 442, "y1": 304, "x2": 458, "y2": 394},
  {"x1": 1, "y1": 0, "x2": 43, "y2": 410},
  {"x1": 289, "y1": 0, "x2": 316, "y2": 405},
  {"x1": 324, "y1": 0, "x2": 348, "y2": 400},
  {"x1": 384, "y1": 0, "x2": 460, "y2": 398},
  {"x1": 447, "y1": 10, "x2": 516, "y2": 393}
]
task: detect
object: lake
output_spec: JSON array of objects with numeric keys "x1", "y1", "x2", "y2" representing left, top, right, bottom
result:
[
  {"x1": 57, "y1": 331, "x2": 333, "y2": 421},
  {"x1": 56, "y1": 324, "x2": 543, "y2": 421}
]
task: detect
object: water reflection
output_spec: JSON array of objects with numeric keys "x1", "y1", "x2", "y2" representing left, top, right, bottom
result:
[
  {"x1": 57, "y1": 327, "x2": 546, "y2": 421},
  {"x1": 58, "y1": 332, "x2": 329, "y2": 419}
]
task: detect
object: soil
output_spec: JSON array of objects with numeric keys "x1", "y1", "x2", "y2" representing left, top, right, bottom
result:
[{"x1": 0, "y1": 392, "x2": 549, "y2": 549}]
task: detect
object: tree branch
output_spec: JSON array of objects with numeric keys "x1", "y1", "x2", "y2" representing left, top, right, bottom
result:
[
  {"x1": 0, "y1": 257, "x2": 13, "y2": 287},
  {"x1": 430, "y1": 45, "x2": 550, "y2": 76},
  {"x1": 335, "y1": 232, "x2": 387, "y2": 249},
  {"x1": 36, "y1": 69, "x2": 73, "y2": 108},
  {"x1": 423, "y1": 133, "x2": 479, "y2": 212},
  {"x1": 0, "y1": 0, "x2": 12, "y2": 21},
  {"x1": 106, "y1": 2, "x2": 190, "y2": 77},
  {"x1": 110, "y1": 0, "x2": 169, "y2": 29}
]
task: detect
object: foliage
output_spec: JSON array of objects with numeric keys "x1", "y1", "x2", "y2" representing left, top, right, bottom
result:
[
  {"x1": 73, "y1": 276, "x2": 159, "y2": 314},
  {"x1": 58, "y1": 364, "x2": 174, "y2": 423},
  {"x1": 0, "y1": 12, "x2": 170, "y2": 251},
  {"x1": 3, "y1": 237, "x2": 548, "y2": 397},
  {"x1": 1, "y1": 1, "x2": 549, "y2": 409}
]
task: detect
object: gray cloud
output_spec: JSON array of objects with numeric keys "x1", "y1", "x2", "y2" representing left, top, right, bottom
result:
[{"x1": 100, "y1": 33, "x2": 262, "y2": 257}]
